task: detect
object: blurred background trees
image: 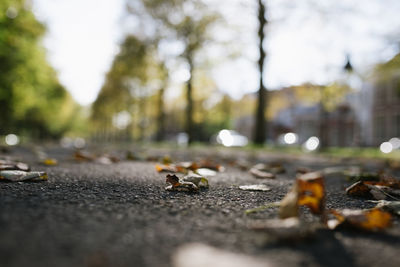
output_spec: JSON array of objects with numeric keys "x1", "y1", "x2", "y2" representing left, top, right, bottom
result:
[
  {"x1": 0, "y1": 0, "x2": 81, "y2": 139},
  {"x1": 2, "y1": 0, "x2": 400, "y2": 150}
]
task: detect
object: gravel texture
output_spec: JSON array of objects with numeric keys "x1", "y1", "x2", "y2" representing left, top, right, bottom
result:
[{"x1": 1, "y1": 145, "x2": 400, "y2": 267}]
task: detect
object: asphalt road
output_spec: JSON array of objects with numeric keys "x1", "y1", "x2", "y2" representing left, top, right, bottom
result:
[{"x1": 1, "y1": 145, "x2": 400, "y2": 267}]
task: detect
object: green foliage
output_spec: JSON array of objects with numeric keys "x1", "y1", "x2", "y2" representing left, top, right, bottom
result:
[
  {"x1": 0, "y1": 0, "x2": 79, "y2": 138},
  {"x1": 91, "y1": 35, "x2": 166, "y2": 140}
]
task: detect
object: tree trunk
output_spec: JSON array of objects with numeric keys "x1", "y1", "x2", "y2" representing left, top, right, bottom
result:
[
  {"x1": 156, "y1": 87, "x2": 165, "y2": 142},
  {"x1": 253, "y1": 0, "x2": 268, "y2": 145},
  {"x1": 318, "y1": 86, "x2": 328, "y2": 149},
  {"x1": 186, "y1": 57, "x2": 194, "y2": 144}
]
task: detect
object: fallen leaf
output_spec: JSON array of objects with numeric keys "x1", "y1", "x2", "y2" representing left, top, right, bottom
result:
[
  {"x1": 375, "y1": 200, "x2": 400, "y2": 216},
  {"x1": 249, "y1": 168, "x2": 275, "y2": 179},
  {"x1": 165, "y1": 174, "x2": 199, "y2": 192},
  {"x1": 195, "y1": 168, "x2": 217, "y2": 177},
  {"x1": 279, "y1": 172, "x2": 326, "y2": 221},
  {"x1": 41, "y1": 158, "x2": 58, "y2": 166},
  {"x1": 249, "y1": 163, "x2": 284, "y2": 179},
  {"x1": 156, "y1": 160, "x2": 224, "y2": 175},
  {"x1": 297, "y1": 172, "x2": 325, "y2": 215},
  {"x1": 155, "y1": 163, "x2": 177, "y2": 173},
  {"x1": 0, "y1": 160, "x2": 30, "y2": 171},
  {"x1": 162, "y1": 155, "x2": 173, "y2": 165},
  {"x1": 346, "y1": 179, "x2": 400, "y2": 200},
  {"x1": 279, "y1": 184, "x2": 299, "y2": 219},
  {"x1": 239, "y1": 184, "x2": 271, "y2": 192},
  {"x1": 328, "y1": 208, "x2": 392, "y2": 231},
  {"x1": 182, "y1": 174, "x2": 209, "y2": 189},
  {"x1": 74, "y1": 151, "x2": 95, "y2": 161},
  {"x1": 0, "y1": 170, "x2": 48, "y2": 182}
]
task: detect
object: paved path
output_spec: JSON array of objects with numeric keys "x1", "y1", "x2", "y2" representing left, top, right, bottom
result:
[{"x1": 1, "y1": 146, "x2": 399, "y2": 267}]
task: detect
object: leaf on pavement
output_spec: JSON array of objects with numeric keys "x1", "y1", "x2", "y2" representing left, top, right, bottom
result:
[
  {"x1": 156, "y1": 163, "x2": 178, "y2": 173},
  {"x1": 74, "y1": 150, "x2": 95, "y2": 161},
  {"x1": 279, "y1": 184, "x2": 299, "y2": 219},
  {"x1": 297, "y1": 172, "x2": 326, "y2": 215},
  {"x1": 41, "y1": 158, "x2": 58, "y2": 166},
  {"x1": 0, "y1": 159, "x2": 30, "y2": 171},
  {"x1": 195, "y1": 168, "x2": 217, "y2": 177},
  {"x1": 156, "y1": 160, "x2": 224, "y2": 175},
  {"x1": 374, "y1": 200, "x2": 400, "y2": 216},
  {"x1": 239, "y1": 184, "x2": 271, "y2": 192},
  {"x1": 346, "y1": 178, "x2": 400, "y2": 200},
  {"x1": 279, "y1": 172, "x2": 326, "y2": 221},
  {"x1": 165, "y1": 174, "x2": 199, "y2": 192},
  {"x1": 182, "y1": 174, "x2": 209, "y2": 189},
  {"x1": 328, "y1": 208, "x2": 392, "y2": 231},
  {"x1": 0, "y1": 170, "x2": 48, "y2": 182},
  {"x1": 249, "y1": 165, "x2": 275, "y2": 179},
  {"x1": 249, "y1": 162, "x2": 285, "y2": 179}
]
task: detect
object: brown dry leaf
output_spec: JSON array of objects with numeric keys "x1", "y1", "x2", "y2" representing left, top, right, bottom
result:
[
  {"x1": 346, "y1": 178, "x2": 400, "y2": 200},
  {"x1": 74, "y1": 151, "x2": 95, "y2": 161},
  {"x1": 197, "y1": 160, "x2": 224, "y2": 172},
  {"x1": 165, "y1": 174, "x2": 199, "y2": 192},
  {"x1": 155, "y1": 164, "x2": 178, "y2": 173},
  {"x1": 328, "y1": 208, "x2": 392, "y2": 231},
  {"x1": 279, "y1": 172, "x2": 326, "y2": 221},
  {"x1": 297, "y1": 172, "x2": 325, "y2": 215}
]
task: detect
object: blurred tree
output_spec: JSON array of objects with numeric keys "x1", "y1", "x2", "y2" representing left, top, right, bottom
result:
[
  {"x1": 130, "y1": 0, "x2": 219, "y2": 144},
  {"x1": 91, "y1": 35, "x2": 166, "y2": 141},
  {"x1": 0, "y1": 0, "x2": 78, "y2": 138},
  {"x1": 253, "y1": 0, "x2": 268, "y2": 145}
]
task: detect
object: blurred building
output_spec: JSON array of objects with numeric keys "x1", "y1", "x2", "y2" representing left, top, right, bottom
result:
[{"x1": 369, "y1": 54, "x2": 400, "y2": 145}]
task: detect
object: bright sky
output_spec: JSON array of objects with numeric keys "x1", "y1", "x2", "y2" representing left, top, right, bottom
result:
[{"x1": 32, "y1": 0, "x2": 400, "y2": 105}]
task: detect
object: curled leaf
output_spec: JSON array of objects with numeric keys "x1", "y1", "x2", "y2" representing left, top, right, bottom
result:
[
  {"x1": 0, "y1": 170, "x2": 48, "y2": 182},
  {"x1": 279, "y1": 172, "x2": 326, "y2": 221},
  {"x1": 375, "y1": 200, "x2": 400, "y2": 216},
  {"x1": 346, "y1": 180, "x2": 400, "y2": 200},
  {"x1": 297, "y1": 172, "x2": 325, "y2": 215},
  {"x1": 183, "y1": 174, "x2": 209, "y2": 189},
  {"x1": 328, "y1": 208, "x2": 392, "y2": 231},
  {"x1": 165, "y1": 174, "x2": 199, "y2": 192},
  {"x1": 239, "y1": 184, "x2": 271, "y2": 192}
]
